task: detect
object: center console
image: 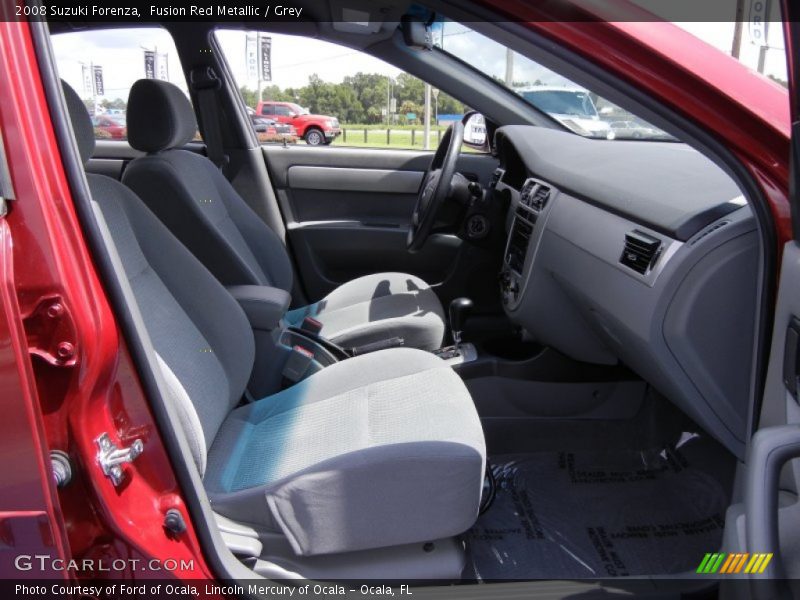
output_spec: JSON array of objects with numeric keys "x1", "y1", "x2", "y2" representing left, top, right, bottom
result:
[
  {"x1": 229, "y1": 286, "x2": 484, "y2": 397},
  {"x1": 499, "y1": 176, "x2": 556, "y2": 308}
]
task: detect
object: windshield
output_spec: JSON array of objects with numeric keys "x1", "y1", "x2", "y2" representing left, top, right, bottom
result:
[
  {"x1": 288, "y1": 103, "x2": 309, "y2": 115},
  {"x1": 434, "y1": 19, "x2": 673, "y2": 141}
]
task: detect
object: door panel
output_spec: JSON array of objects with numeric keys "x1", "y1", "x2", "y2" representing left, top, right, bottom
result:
[
  {"x1": 264, "y1": 144, "x2": 499, "y2": 301},
  {"x1": 288, "y1": 166, "x2": 424, "y2": 194},
  {"x1": 730, "y1": 11, "x2": 800, "y2": 594},
  {"x1": 85, "y1": 140, "x2": 142, "y2": 180},
  {"x1": 85, "y1": 140, "x2": 208, "y2": 181},
  {"x1": 723, "y1": 242, "x2": 800, "y2": 598},
  {"x1": 286, "y1": 166, "x2": 422, "y2": 225},
  {"x1": 287, "y1": 188, "x2": 418, "y2": 226}
]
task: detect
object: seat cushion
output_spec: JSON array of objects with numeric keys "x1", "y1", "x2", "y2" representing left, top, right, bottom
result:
[
  {"x1": 204, "y1": 348, "x2": 485, "y2": 556},
  {"x1": 287, "y1": 272, "x2": 446, "y2": 351}
]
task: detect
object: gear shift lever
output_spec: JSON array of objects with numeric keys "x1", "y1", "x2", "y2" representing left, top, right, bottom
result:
[{"x1": 449, "y1": 297, "x2": 473, "y2": 346}]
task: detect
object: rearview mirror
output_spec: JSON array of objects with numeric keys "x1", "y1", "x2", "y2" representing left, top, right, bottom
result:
[
  {"x1": 401, "y1": 15, "x2": 432, "y2": 50},
  {"x1": 462, "y1": 111, "x2": 489, "y2": 151}
]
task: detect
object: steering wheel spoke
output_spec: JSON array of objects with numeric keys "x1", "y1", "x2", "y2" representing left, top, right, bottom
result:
[{"x1": 407, "y1": 122, "x2": 465, "y2": 252}]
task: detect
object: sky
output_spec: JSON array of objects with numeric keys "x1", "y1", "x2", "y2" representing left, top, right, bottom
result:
[{"x1": 52, "y1": 21, "x2": 789, "y2": 106}]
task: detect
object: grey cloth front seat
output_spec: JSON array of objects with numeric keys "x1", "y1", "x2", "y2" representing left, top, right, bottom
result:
[
  {"x1": 121, "y1": 79, "x2": 446, "y2": 352},
  {"x1": 62, "y1": 81, "x2": 485, "y2": 557}
]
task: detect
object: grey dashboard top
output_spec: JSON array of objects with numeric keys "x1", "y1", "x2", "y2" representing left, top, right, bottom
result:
[{"x1": 494, "y1": 126, "x2": 743, "y2": 241}]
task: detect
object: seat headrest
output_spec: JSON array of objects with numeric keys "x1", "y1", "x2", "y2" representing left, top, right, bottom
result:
[
  {"x1": 127, "y1": 79, "x2": 198, "y2": 153},
  {"x1": 61, "y1": 80, "x2": 95, "y2": 166}
]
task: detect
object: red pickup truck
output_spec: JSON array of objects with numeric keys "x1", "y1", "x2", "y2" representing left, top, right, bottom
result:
[{"x1": 255, "y1": 100, "x2": 341, "y2": 145}]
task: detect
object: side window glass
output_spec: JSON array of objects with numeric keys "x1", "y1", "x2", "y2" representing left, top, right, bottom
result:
[
  {"x1": 215, "y1": 30, "x2": 466, "y2": 149},
  {"x1": 51, "y1": 28, "x2": 198, "y2": 142}
]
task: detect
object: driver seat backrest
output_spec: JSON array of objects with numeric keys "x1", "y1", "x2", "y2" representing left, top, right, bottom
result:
[
  {"x1": 121, "y1": 79, "x2": 294, "y2": 291},
  {"x1": 120, "y1": 80, "x2": 447, "y2": 354}
]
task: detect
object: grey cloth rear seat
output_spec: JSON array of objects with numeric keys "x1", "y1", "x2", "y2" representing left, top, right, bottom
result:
[
  {"x1": 121, "y1": 79, "x2": 445, "y2": 351},
  {"x1": 62, "y1": 81, "x2": 485, "y2": 556}
]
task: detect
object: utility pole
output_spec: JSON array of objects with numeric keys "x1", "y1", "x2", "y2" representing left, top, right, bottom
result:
[
  {"x1": 505, "y1": 48, "x2": 514, "y2": 86},
  {"x1": 731, "y1": 0, "x2": 745, "y2": 58},
  {"x1": 757, "y1": 39, "x2": 769, "y2": 74},
  {"x1": 257, "y1": 33, "x2": 263, "y2": 102},
  {"x1": 79, "y1": 61, "x2": 94, "y2": 113},
  {"x1": 423, "y1": 82, "x2": 431, "y2": 150},
  {"x1": 756, "y1": 0, "x2": 773, "y2": 74}
]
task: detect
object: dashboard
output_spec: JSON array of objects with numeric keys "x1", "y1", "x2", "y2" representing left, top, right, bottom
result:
[{"x1": 492, "y1": 126, "x2": 759, "y2": 458}]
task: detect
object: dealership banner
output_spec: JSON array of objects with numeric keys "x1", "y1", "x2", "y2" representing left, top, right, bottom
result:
[
  {"x1": 92, "y1": 66, "x2": 104, "y2": 96},
  {"x1": 156, "y1": 52, "x2": 169, "y2": 81},
  {"x1": 81, "y1": 64, "x2": 93, "y2": 96},
  {"x1": 748, "y1": 0, "x2": 771, "y2": 46},
  {"x1": 143, "y1": 50, "x2": 155, "y2": 79},
  {"x1": 245, "y1": 32, "x2": 258, "y2": 81}
]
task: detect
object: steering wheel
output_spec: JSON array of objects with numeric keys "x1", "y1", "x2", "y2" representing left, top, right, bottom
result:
[{"x1": 407, "y1": 120, "x2": 465, "y2": 252}]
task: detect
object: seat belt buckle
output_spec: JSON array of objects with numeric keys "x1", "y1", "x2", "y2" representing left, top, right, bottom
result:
[
  {"x1": 282, "y1": 345, "x2": 315, "y2": 383},
  {"x1": 300, "y1": 316, "x2": 323, "y2": 336}
]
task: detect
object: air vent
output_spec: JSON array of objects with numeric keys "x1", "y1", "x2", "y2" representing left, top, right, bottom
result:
[
  {"x1": 620, "y1": 230, "x2": 662, "y2": 275},
  {"x1": 520, "y1": 179, "x2": 536, "y2": 207},
  {"x1": 530, "y1": 185, "x2": 550, "y2": 211}
]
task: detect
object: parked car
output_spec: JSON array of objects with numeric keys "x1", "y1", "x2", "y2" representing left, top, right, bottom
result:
[
  {"x1": 517, "y1": 86, "x2": 613, "y2": 139},
  {"x1": 609, "y1": 120, "x2": 673, "y2": 140},
  {"x1": 255, "y1": 100, "x2": 341, "y2": 145},
  {"x1": 251, "y1": 115, "x2": 296, "y2": 136},
  {"x1": 90, "y1": 113, "x2": 127, "y2": 139},
  {"x1": 251, "y1": 116, "x2": 299, "y2": 144},
  {"x1": 250, "y1": 116, "x2": 276, "y2": 133}
]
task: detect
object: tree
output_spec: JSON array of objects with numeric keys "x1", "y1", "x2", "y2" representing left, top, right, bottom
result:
[
  {"x1": 399, "y1": 100, "x2": 422, "y2": 120},
  {"x1": 236, "y1": 70, "x2": 468, "y2": 124},
  {"x1": 395, "y1": 73, "x2": 425, "y2": 108},
  {"x1": 239, "y1": 85, "x2": 257, "y2": 108},
  {"x1": 767, "y1": 74, "x2": 788, "y2": 88},
  {"x1": 344, "y1": 72, "x2": 390, "y2": 122},
  {"x1": 100, "y1": 97, "x2": 126, "y2": 111},
  {"x1": 436, "y1": 91, "x2": 464, "y2": 116}
]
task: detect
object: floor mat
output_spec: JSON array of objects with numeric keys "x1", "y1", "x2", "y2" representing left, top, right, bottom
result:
[{"x1": 463, "y1": 431, "x2": 732, "y2": 580}]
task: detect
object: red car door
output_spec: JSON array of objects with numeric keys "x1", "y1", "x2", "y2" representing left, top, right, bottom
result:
[
  {"x1": 786, "y1": 3, "x2": 799, "y2": 208},
  {"x1": 0, "y1": 21, "x2": 212, "y2": 587},
  {"x1": 272, "y1": 104, "x2": 293, "y2": 125},
  {"x1": 0, "y1": 24, "x2": 72, "y2": 582}
]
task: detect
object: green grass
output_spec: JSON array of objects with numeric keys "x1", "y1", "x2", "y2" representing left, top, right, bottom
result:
[{"x1": 342, "y1": 123, "x2": 450, "y2": 131}]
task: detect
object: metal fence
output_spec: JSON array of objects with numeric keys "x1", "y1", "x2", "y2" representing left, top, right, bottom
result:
[{"x1": 340, "y1": 128, "x2": 444, "y2": 147}]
